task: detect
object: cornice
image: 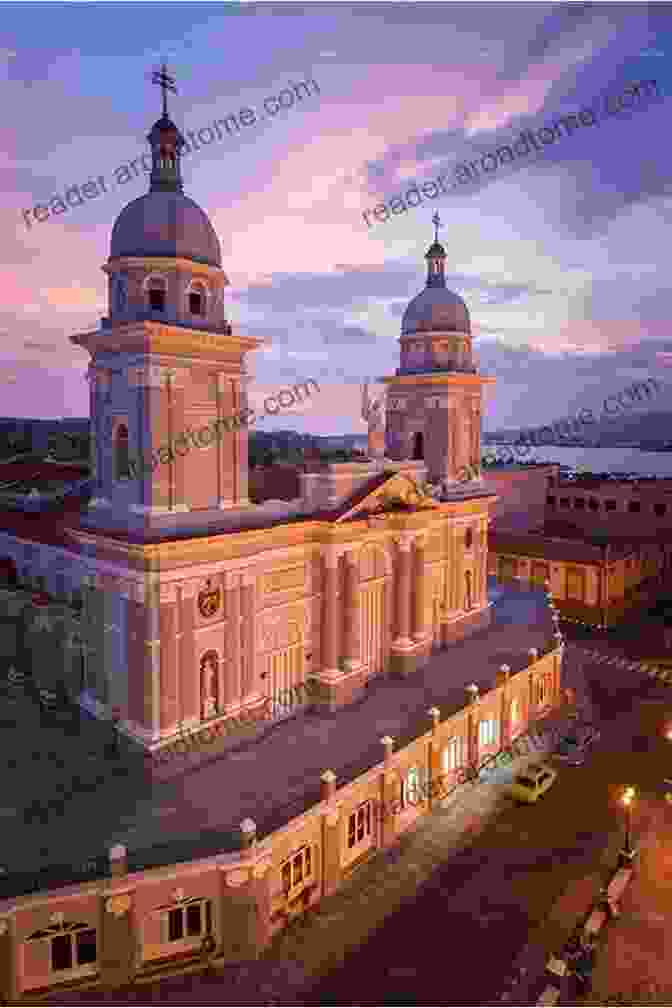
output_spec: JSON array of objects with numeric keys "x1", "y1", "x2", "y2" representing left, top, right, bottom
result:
[
  {"x1": 103, "y1": 256, "x2": 229, "y2": 285},
  {"x1": 70, "y1": 321, "x2": 263, "y2": 358}
]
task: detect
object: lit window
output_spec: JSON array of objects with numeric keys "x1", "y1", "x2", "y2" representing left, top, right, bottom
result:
[
  {"x1": 478, "y1": 718, "x2": 498, "y2": 748},
  {"x1": 280, "y1": 845, "x2": 312, "y2": 897},
  {"x1": 442, "y1": 736, "x2": 462, "y2": 772},
  {"x1": 510, "y1": 698, "x2": 520, "y2": 726},
  {"x1": 347, "y1": 800, "x2": 373, "y2": 850}
]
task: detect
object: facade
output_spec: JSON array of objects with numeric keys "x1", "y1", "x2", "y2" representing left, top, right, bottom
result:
[
  {"x1": 546, "y1": 475, "x2": 672, "y2": 538},
  {"x1": 489, "y1": 530, "x2": 672, "y2": 627}
]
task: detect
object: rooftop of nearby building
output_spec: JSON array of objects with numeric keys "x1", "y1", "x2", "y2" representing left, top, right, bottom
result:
[
  {"x1": 489, "y1": 520, "x2": 671, "y2": 561},
  {"x1": 0, "y1": 581, "x2": 555, "y2": 906}
]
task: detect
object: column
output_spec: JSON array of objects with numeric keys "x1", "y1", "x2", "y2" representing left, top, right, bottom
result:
[
  {"x1": 322, "y1": 553, "x2": 341, "y2": 675},
  {"x1": 412, "y1": 538, "x2": 429, "y2": 641},
  {"x1": 343, "y1": 551, "x2": 360, "y2": 670},
  {"x1": 393, "y1": 537, "x2": 413, "y2": 648},
  {"x1": 224, "y1": 574, "x2": 242, "y2": 711},
  {"x1": 241, "y1": 575, "x2": 255, "y2": 700}
]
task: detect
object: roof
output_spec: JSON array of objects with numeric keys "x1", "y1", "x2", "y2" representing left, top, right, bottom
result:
[
  {"x1": 489, "y1": 528, "x2": 636, "y2": 564},
  {"x1": 110, "y1": 190, "x2": 222, "y2": 268},
  {"x1": 401, "y1": 286, "x2": 470, "y2": 335}
]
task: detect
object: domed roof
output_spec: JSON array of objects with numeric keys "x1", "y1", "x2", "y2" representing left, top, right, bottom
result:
[
  {"x1": 402, "y1": 286, "x2": 470, "y2": 334},
  {"x1": 110, "y1": 190, "x2": 221, "y2": 268}
]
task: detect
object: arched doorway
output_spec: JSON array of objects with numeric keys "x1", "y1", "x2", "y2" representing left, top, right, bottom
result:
[
  {"x1": 199, "y1": 650, "x2": 220, "y2": 720},
  {"x1": 412, "y1": 431, "x2": 424, "y2": 460}
]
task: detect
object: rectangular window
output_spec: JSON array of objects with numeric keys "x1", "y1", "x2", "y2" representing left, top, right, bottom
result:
[
  {"x1": 280, "y1": 845, "x2": 313, "y2": 897},
  {"x1": 588, "y1": 498, "x2": 599, "y2": 511},
  {"x1": 75, "y1": 929, "x2": 97, "y2": 966},
  {"x1": 655, "y1": 502, "x2": 667, "y2": 516},
  {"x1": 186, "y1": 904, "x2": 202, "y2": 938},
  {"x1": 605, "y1": 500, "x2": 617, "y2": 511},
  {"x1": 442, "y1": 736, "x2": 461, "y2": 772},
  {"x1": 573, "y1": 497, "x2": 585, "y2": 509},
  {"x1": 347, "y1": 800, "x2": 373, "y2": 850},
  {"x1": 629, "y1": 500, "x2": 641, "y2": 513},
  {"x1": 559, "y1": 497, "x2": 570, "y2": 508},
  {"x1": 546, "y1": 496, "x2": 556, "y2": 509},
  {"x1": 168, "y1": 908, "x2": 183, "y2": 942},
  {"x1": 478, "y1": 718, "x2": 498, "y2": 748},
  {"x1": 51, "y1": 934, "x2": 73, "y2": 972}
]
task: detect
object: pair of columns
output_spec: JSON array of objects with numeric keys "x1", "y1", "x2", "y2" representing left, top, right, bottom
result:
[{"x1": 321, "y1": 538, "x2": 429, "y2": 676}]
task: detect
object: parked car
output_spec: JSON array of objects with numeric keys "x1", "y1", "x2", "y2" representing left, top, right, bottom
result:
[{"x1": 510, "y1": 763, "x2": 557, "y2": 804}]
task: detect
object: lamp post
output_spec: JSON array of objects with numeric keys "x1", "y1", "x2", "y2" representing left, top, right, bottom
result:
[{"x1": 619, "y1": 786, "x2": 637, "y2": 866}]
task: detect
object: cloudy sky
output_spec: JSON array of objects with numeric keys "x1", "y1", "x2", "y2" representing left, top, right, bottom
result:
[{"x1": 4, "y1": 1, "x2": 672, "y2": 433}]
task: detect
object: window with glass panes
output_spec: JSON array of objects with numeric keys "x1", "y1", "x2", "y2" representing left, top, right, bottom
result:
[
  {"x1": 347, "y1": 800, "x2": 373, "y2": 849},
  {"x1": 478, "y1": 717, "x2": 498, "y2": 748},
  {"x1": 442, "y1": 736, "x2": 462, "y2": 772},
  {"x1": 162, "y1": 899, "x2": 211, "y2": 943},
  {"x1": 27, "y1": 920, "x2": 97, "y2": 973},
  {"x1": 281, "y1": 845, "x2": 312, "y2": 896}
]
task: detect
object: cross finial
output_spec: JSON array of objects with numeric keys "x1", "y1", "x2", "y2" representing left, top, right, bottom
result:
[
  {"x1": 151, "y1": 63, "x2": 177, "y2": 118},
  {"x1": 432, "y1": 211, "x2": 442, "y2": 243}
]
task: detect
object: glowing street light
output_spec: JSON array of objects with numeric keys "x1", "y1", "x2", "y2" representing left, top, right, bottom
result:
[{"x1": 619, "y1": 786, "x2": 637, "y2": 866}]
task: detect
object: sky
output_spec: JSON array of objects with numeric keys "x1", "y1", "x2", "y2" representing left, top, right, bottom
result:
[{"x1": 4, "y1": 1, "x2": 672, "y2": 434}]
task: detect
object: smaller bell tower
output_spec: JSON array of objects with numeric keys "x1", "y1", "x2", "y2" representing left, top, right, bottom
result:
[{"x1": 383, "y1": 214, "x2": 495, "y2": 485}]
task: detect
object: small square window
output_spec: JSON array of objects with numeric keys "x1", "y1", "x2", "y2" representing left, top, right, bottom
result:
[
  {"x1": 655, "y1": 502, "x2": 666, "y2": 516},
  {"x1": 588, "y1": 498, "x2": 599, "y2": 511},
  {"x1": 574, "y1": 498, "x2": 585, "y2": 509},
  {"x1": 605, "y1": 500, "x2": 617, "y2": 511},
  {"x1": 559, "y1": 498, "x2": 569, "y2": 508},
  {"x1": 629, "y1": 500, "x2": 641, "y2": 513},
  {"x1": 546, "y1": 496, "x2": 556, "y2": 508}
]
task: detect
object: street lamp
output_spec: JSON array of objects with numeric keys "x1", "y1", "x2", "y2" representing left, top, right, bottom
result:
[{"x1": 620, "y1": 786, "x2": 637, "y2": 866}]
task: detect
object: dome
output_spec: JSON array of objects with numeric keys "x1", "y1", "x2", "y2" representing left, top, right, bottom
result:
[
  {"x1": 402, "y1": 287, "x2": 470, "y2": 334},
  {"x1": 110, "y1": 190, "x2": 222, "y2": 268}
]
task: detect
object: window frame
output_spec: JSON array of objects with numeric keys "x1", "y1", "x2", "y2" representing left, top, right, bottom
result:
[
  {"x1": 478, "y1": 717, "x2": 498, "y2": 749},
  {"x1": 347, "y1": 799, "x2": 373, "y2": 853},
  {"x1": 26, "y1": 920, "x2": 98, "y2": 978},
  {"x1": 280, "y1": 844, "x2": 313, "y2": 901}
]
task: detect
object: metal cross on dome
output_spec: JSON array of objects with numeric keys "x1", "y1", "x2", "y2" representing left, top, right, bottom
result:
[
  {"x1": 432, "y1": 211, "x2": 442, "y2": 243},
  {"x1": 151, "y1": 63, "x2": 177, "y2": 118}
]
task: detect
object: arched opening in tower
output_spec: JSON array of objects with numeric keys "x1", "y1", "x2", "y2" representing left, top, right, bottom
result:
[{"x1": 412, "y1": 431, "x2": 424, "y2": 460}]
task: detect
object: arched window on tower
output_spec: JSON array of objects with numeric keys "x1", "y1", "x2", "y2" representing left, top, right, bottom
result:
[
  {"x1": 147, "y1": 276, "x2": 167, "y2": 313},
  {"x1": 114, "y1": 424, "x2": 131, "y2": 480},
  {"x1": 188, "y1": 281, "x2": 207, "y2": 317},
  {"x1": 412, "y1": 431, "x2": 424, "y2": 460}
]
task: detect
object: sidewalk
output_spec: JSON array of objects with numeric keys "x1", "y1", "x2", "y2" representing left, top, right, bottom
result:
[{"x1": 576, "y1": 801, "x2": 672, "y2": 1006}]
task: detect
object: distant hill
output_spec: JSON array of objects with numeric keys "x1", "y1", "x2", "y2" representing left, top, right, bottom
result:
[{"x1": 485, "y1": 409, "x2": 672, "y2": 446}]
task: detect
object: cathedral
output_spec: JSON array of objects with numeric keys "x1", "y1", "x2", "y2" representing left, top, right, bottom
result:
[{"x1": 0, "y1": 91, "x2": 497, "y2": 754}]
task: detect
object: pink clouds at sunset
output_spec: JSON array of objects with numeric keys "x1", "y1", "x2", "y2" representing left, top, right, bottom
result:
[{"x1": 2, "y1": 3, "x2": 670, "y2": 431}]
